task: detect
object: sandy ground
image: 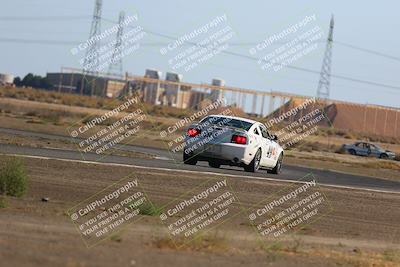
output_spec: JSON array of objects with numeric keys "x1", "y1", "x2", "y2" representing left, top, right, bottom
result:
[{"x1": 1, "y1": 155, "x2": 399, "y2": 267}]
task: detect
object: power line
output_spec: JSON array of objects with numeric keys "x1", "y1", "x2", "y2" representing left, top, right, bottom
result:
[
  {"x1": 0, "y1": 15, "x2": 91, "y2": 21},
  {"x1": 3, "y1": 29, "x2": 397, "y2": 92},
  {"x1": 0, "y1": 38, "x2": 78, "y2": 45},
  {"x1": 1, "y1": 15, "x2": 400, "y2": 92},
  {"x1": 1, "y1": 37, "x2": 400, "y2": 95},
  {"x1": 334, "y1": 41, "x2": 400, "y2": 62},
  {"x1": 0, "y1": 37, "x2": 291, "y2": 47},
  {"x1": 2, "y1": 15, "x2": 399, "y2": 60},
  {"x1": 121, "y1": 23, "x2": 400, "y2": 92}
]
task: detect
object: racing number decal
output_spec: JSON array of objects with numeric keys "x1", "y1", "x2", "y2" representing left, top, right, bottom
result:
[
  {"x1": 266, "y1": 147, "x2": 277, "y2": 158},
  {"x1": 266, "y1": 146, "x2": 272, "y2": 158}
]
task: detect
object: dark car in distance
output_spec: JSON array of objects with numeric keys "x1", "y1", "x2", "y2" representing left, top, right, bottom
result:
[{"x1": 342, "y1": 142, "x2": 396, "y2": 159}]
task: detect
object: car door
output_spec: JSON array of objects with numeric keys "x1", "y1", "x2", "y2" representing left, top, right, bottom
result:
[
  {"x1": 251, "y1": 124, "x2": 264, "y2": 158},
  {"x1": 356, "y1": 142, "x2": 369, "y2": 156},
  {"x1": 369, "y1": 144, "x2": 380, "y2": 158},
  {"x1": 259, "y1": 125, "x2": 276, "y2": 167},
  {"x1": 364, "y1": 143, "x2": 373, "y2": 156},
  {"x1": 251, "y1": 124, "x2": 263, "y2": 145}
]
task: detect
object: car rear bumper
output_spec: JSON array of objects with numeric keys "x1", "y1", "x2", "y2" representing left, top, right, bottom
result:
[{"x1": 185, "y1": 143, "x2": 253, "y2": 165}]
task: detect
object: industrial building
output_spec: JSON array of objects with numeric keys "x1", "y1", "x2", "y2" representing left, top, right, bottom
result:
[
  {"x1": 142, "y1": 69, "x2": 162, "y2": 104},
  {"x1": 46, "y1": 68, "x2": 126, "y2": 98},
  {"x1": 0, "y1": 73, "x2": 14, "y2": 86},
  {"x1": 45, "y1": 68, "x2": 227, "y2": 111},
  {"x1": 210, "y1": 78, "x2": 224, "y2": 102},
  {"x1": 133, "y1": 69, "x2": 225, "y2": 110}
]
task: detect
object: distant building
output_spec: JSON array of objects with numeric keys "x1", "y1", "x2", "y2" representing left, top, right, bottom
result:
[
  {"x1": 106, "y1": 80, "x2": 127, "y2": 98},
  {"x1": 165, "y1": 72, "x2": 183, "y2": 107},
  {"x1": 142, "y1": 69, "x2": 162, "y2": 105},
  {"x1": 140, "y1": 70, "x2": 193, "y2": 109},
  {"x1": 0, "y1": 73, "x2": 14, "y2": 86},
  {"x1": 210, "y1": 78, "x2": 225, "y2": 103},
  {"x1": 176, "y1": 85, "x2": 192, "y2": 109},
  {"x1": 46, "y1": 72, "x2": 126, "y2": 97},
  {"x1": 45, "y1": 68, "x2": 226, "y2": 112},
  {"x1": 138, "y1": 74, "x2": 226, "y2": 109},
  {"x1": 189, "y1": 89, "x2": 210, "y2": 109}
]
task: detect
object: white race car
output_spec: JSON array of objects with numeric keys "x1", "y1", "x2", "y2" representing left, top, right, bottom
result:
[{"x1": 183, "y1": 115, "x2": 284, "y2": 174}]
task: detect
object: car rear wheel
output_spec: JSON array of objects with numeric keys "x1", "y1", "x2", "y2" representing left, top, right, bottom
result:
[
  {"x1": 183, "y1": 152, "x2": 198, "y2": 165},
  {"x1": 208, "y1": 160, "x2": 221, "y2": 168},
  {"x1": 269, "y1": 153, "x2": 283, "y2": 175},
  {"x1": 244, "y1": 149, "x2": 261, "y2": 173}
]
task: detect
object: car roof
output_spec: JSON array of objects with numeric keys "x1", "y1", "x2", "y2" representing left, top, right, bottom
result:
[
  {"x1": 207, "y1": 115, "x2": 258, "y2": 124},
  {"x1": 355, "y1": 142, "x2": 379, "y2": 147}
]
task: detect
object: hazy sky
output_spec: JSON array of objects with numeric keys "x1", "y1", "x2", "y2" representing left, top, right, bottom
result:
[{"x1": 0, "y1": 0, "x2": 399, "y2": 108}]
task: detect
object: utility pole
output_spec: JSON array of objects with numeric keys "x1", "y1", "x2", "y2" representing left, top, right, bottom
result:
[
  {"x1": 108, "y1": 11, "x2": 125, "y2": 77},
  {"x1": 81, "y1": 0, "x2": 102, "y2": 96},
  {"x1": 316, "y1": 15, "x2": 334, "y2": 99},
  {"x1": 83, "y1": 0, "x2": 102, "y2": 74}
]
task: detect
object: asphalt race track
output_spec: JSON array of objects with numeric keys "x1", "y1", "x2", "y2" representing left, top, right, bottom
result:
[{"x1": 0, "y1": 128, "x2": 399, "y2": 193}]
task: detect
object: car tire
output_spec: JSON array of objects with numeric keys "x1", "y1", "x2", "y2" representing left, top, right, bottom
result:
[
  {"x1": 269, "y1": 153, "x2": 283, "y2": 175},
  {"x1": 380, "y1": 153, "x2": 388, "y2": 159},
  {"x1": 183, "y1": 152, "x2": 197, "y2": 165},
  {"x1": 349, "y1": 149, "x2": 356, "y2": 155},
  {"x1": 208, "y1": 160, "x2": 221, "y2": 168},
  {"x1": 244, "y1": 149, "x2": 261, "y2": 173}
]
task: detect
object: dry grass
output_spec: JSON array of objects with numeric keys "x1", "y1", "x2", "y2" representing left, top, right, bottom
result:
[
  {"x1": 364, "y1": 161, "x2": 400, "y2": 171},
  {"x1": 290, "y1": 140, "x2": 341, "y2": 153},
  {"x1": 261, "y1": 238, "x2": 303, "y2": 254},
  {"x1": 288, "y1": 151, "x2": 400, "y2": 171},
  {"x1": 0, "y1": 86, "x2": 196, "y2": 119},
  {"x1": 260, "y1": 239, "x2": 400, "y2": 267},
  {"x1": 152, "y1": 232, "x2": 228, "y2": 252},
  {"x1": 307, "y1": 249, "x2": 400, "y2": 267},
  {"x1": 0, "y1": 197, "x2": 7, "y2": 208},
  {"x1": 316, "y1": 127, "x2": 400, "y2": 145}
]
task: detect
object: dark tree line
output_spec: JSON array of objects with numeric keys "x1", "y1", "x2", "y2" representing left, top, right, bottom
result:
[{"x1": 13, "y1": 73, "x2": 52, "y2": 90}]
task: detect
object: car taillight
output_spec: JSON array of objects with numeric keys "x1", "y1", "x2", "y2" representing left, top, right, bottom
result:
[
  {"x1": 231, "y1": 135, "x2": 247, "y2": 144},
  {"x1": 187, "y1": 128, "x2": 200, "y2": 137}
]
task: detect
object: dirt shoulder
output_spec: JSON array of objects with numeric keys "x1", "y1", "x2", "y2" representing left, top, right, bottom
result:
[
  {"x1": 1, "y1": 155, "x2": 399, "y2": 267},
  {"x1": 285, "y1": 150, "x2": 400, "y2": 182}
]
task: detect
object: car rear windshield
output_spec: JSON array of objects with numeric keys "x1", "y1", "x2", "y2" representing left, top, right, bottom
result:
[{"x1": 200, "y1": 116, "x2": 253, "y2": 131}]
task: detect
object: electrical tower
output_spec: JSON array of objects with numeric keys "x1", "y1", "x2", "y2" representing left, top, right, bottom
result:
[
  {"x1": 108, "y1": 11, "x2": 125, "y2": 77},
  {"x1": 83, "y1": 0, "x2": 102, "y2": 73},
  {"x1": 316, "y1": 15, "x2": 334, "y2": 99}
]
